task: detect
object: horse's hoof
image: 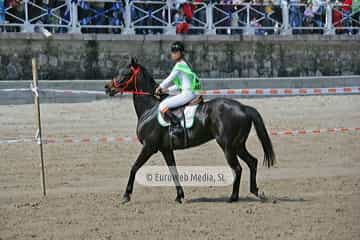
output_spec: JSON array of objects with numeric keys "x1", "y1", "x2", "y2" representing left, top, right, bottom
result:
[
  {"x1": 122, "y1": 194, "x2": 131, "y2": 204},
  {"x1": 175, "y1": 196, "x2": 183, "y2": 204},
  {"x1": 227, "y1": 195, "x2": 239, "y2": 203},
  {"x1": 251, "y1": 188, "x2": 259, "y2": 197},
  {"x1": 258, "y1": 191, "x2": 267, "y2": 202}
]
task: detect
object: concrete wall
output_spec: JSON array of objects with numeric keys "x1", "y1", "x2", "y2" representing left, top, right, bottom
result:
[{"x1": 0, "y1": 33, "x2": 360, "y2": 80}]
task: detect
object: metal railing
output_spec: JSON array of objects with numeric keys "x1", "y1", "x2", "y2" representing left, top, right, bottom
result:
[
  {"x1": 287, "y1": 2, "x2": 326, "y2": 33},
  {"x1": 0, "y1": 0, "x2": 359, "y2": 35},
  {"x1": 332, "y1": 2, "x2": 360, "y2": 33},
  {"x1": 211, "y1": 2, "x2": 283, "y2": 35},
  {"x1": 128, "y1": 1, "x2": 208, "y2": 34}
]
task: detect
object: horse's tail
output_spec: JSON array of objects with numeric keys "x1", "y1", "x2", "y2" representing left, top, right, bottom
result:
[{"x1": 246, "y1": 106, "x2": 275, "y2": 168}]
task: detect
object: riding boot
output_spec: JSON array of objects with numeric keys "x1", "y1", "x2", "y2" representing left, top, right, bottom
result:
[{"x1": 163, "y1": 110, "x2": 184, "y2": 137}]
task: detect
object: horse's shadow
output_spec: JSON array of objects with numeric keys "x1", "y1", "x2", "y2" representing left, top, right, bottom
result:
[{"x1": 186, "y1": 195, "x2": 308, "y2": 204}]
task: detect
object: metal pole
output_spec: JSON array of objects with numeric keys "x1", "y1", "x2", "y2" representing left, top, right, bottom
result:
[
  {"x1": 281, "y1": 0, "x2": 291, "y2": 35},
  {"x1": 165, "y1": 0, "x2": 175, "y2": 35},
  {"x1": 32, "y1": 58, "x2": 47, "y2": 197},
  {"x1": 244, "y1": 3, "x2": 252, "y2": 35},
  {"x1": 70, "y1": 0, "x2": 81, "y2": 33},
  {"x1": 324, "y1": 2, "x2": 335, "y2": 35},
  {"x1": 123, "y1": 0, "x2": 135, "y2": 34},
  {"x1": 23, "y1": 0, "x2": 34, "y2": 32},
  {"x1": 205, "y1": 2, "x2": 215, "y2": 35}
]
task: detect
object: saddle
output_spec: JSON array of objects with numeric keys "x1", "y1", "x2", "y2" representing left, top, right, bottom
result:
[
  {"x1": 167, "y1": 95, "x2": 203, "y2": 119},
  {"x1": 158, "y1": 95, "x2": 204, "y2": 149},
  {"x1": 157, "y1": 95, "x2": 204, "y2": 128}
]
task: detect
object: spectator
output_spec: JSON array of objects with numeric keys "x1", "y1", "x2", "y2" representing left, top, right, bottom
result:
[
  {"x1": 0, "y1": 0, "x2": 5, "y2": 31},
  {"x1": 143, "y1": 1, "x2": 159, "y2": 34},
  {"x1": 175, "y1": 5, "x2": 189, "y2": 33},
  {"x1": 304, "y1": 2, "x2": 315, "y2": 20},
  {"x1": 312, "y1": 0, "x2": 325, "y2": 31},
  {"x1": 251, "y1": 16, "x2": 267, "y2": 35},
  {"x1": 27, "y1": 0, "x2": 63, "y2": 34},
  {"x1": 175, "y1": 0, "x2": 187, "y2": 10},
  {"x1": 303, "y1": 2, "x2": 317, "y2": 33},
  {"x1": 89, "y1": 0, "x2": 106, "y2": 33},
  {"x1": 230, "y1": 7, "x2": 239, "y2": 27},
  {"x1": 353, "y1": 0, "x2": 360, "y2": 34},
  {"x1": 342, "y1": 0, "x2": 352, "y2": 34},
  {"x1": 289, "y1": 0, "x2": 302, "y2": 34},
  {"x1": 107, "y1": 1, "x2": 125, "y2": 34},
  {"x1": 233, "y1": 0, "x2": 246, "y2": 34},
  {"x1": 311, "y1": 0, "x2": 322, "y2": 12},
  {"x1": 132, "y1": 0, "x2": 162, "y2": 35},
  {"x1": 182, "y1": 1, "x2": 195, "y2": 21},
  {"x1": 5, "y1": 0, "x2": 23, "y2": 31},
  {"x1": 332, "y1": 2, "x2": 343, "y2": 33},
  {"x1": 263, "y1": 0, "x2": 277, "y2": 34},
  {"x1": 43, "y1": 1, "x2": 60, "y2": 32}
]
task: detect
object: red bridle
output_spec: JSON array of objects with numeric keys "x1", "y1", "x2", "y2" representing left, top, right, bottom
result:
[{"x1": 112, "y1": 66, "x2": 151, "y2": 95}]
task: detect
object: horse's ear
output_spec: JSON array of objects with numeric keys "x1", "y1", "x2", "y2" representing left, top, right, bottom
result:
[{"x1": 130, "y1": 57, "x2": 138, "y2": 67}]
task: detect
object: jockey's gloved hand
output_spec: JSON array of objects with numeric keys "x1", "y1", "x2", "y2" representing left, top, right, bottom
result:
[
  {"x1": 154, "y1": 86, "x2": 161, "y2": 95},
  {"x1": 155, "y1": 86, "x2": 169, "y2": 95}
]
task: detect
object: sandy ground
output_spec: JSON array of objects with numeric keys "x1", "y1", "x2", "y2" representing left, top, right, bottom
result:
[{"x1": 0, "y1": 95, "x2": 360, "y2": 240}]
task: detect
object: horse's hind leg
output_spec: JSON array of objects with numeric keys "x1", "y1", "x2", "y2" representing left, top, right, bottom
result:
[
  {"x1": 238, "y1": 145, "x2": 259, "y2": 197},
  {"x1": 161, "y1": 150, "x2": 185, "y2": 203},
  {"x1": 217, "y1": 140, "x2": 242, "y2": 202},
  {"x1": 225, "y1": 149, "x2": 242, "y2": 202}
]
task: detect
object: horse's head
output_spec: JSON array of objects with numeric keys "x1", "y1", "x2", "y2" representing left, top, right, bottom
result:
[{"x1": 105, "y1": 57, "x2": 140, "y2": 96}]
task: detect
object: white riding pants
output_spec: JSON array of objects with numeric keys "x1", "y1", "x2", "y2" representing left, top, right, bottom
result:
[{"x1": 159, "y1": 91, "x2": 196, "y2": 112}]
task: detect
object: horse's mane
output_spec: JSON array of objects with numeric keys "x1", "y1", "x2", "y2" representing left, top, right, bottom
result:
[
  {"x1": 138, "y1": 64, "x2": 168, "y2": 101},
  {"x1": 138, "y1": 65, "x2": 157, "y2": 90}
]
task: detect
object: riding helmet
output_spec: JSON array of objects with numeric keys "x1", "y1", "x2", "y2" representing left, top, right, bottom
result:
[{"x1": 171, "y1": 41, "x2": 185, "y2": 53}]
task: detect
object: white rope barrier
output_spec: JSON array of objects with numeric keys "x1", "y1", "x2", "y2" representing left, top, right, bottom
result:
[
  {"x1": 1, "y1": 86, "x2": 359, "y2": 97},
  {"x1": 1, "y1": 127, "x2": 359, "y2": 145}
]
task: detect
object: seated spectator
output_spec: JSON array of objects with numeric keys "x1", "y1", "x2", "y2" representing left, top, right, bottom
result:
[
  {"x1": 251, "y1": 16, "x2": 267, "y2": 35},
  {"x1": 175, "y1": 6, "x2": 189, "y2": 34},
  {"x1": 304, "y1": 3, "x2": 315, "y2": 24},
  {"x1": 302, "y1": 1, "x2": 323, "y2": 33}
]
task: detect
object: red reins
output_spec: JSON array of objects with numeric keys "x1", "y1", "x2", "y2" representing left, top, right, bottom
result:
[{"x1": 112, "y1": 66, "x2": 151, "y2": 95}]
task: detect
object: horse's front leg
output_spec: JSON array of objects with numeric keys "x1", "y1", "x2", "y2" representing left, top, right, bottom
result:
[
  {"x1": 161, "y1": 150, "x2": 185, "y2": 203},
  {"x1": 123, "y1": 145, "x2": 156, "y2": 204}
]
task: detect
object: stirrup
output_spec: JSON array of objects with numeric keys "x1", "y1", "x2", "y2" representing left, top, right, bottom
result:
[{"x1": 169, "y1": 124, "x2": 184, "y2": 137}]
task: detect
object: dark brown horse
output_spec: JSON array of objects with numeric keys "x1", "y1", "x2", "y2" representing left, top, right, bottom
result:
[{"x1": 105, "y1": 58, "x2": 275, "y2": 204}]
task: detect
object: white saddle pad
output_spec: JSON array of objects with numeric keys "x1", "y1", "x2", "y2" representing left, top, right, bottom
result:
[{"x1": 157, "y1": 105, "x2": 199, "y2": 128}]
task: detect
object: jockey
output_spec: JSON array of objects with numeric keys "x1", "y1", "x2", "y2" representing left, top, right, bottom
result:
[{"x1": 155, "y1": 41, "x2": 201, "y2": 133}]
